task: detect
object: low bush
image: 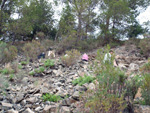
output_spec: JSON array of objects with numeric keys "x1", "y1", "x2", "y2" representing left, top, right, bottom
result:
[
  {"x1": 0, "y1": 64, "x2": 15, "y2": 75},
  {"x1": 44, "y1": 59, "x2": 55, "y2": 68},
  {"x1": 42, "y1": 93, "x2": 62, "y2": 102},
  {"x1": 141, "y1": 73, "x2": 150, "y2": 105},
  {"x1": 29, "y1": 66, "x2": 45, "y2": 76},
  {"x1": 22, "y1": 40, "x2": 45, "y2": 61},
  {"x1": 81, "y1": 46, "x2": 139, "y2": 113},
  {"x1": 0, "y1": 42, "x2": 18, "y2": 64},
  {"x1": 126, "y1": 75, "x2": 143, "y2": 100},
  {"x1": 20, "y1": 61, "x2": 28, "y2": 65},
  {"x1": 29, "y1": 71, "x2": 35, "y2": 76},
  {"x1": 139, "y1": 38, "x2": 150, "y2": 57},
  {"x1": 0, "y1": 75, "x2": 9, "y2": 91},
  {"x1": 72, "y1": 75, "x2": 95, "y2": 86},
  {"x1": 61, "y1": 49, "x2": 81, "y2": 67},
  {"x1": 41, "y1": 39, "x2": 54, "y2": 50},
  {"x1": 56, "y1": 37, "x2": 76, "y2": 54},
  {"x1": 9, "y1": 74, "x2": 15, "y2": 81},
  {"x1": 140, "y1": 61, "x2": 150, "y2": 73}
]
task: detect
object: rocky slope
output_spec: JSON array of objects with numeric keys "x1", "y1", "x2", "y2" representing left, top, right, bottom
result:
[{"x1": 0, "y1": 44, "x2": 149, "y2": 113}]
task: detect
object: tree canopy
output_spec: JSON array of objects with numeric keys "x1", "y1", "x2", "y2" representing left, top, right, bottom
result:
[{"x1": 0, "y1": 0, "x2": 150, "y2": 42}]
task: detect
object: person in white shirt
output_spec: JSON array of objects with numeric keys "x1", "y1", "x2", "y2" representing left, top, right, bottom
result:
[{"x1": 103, "y1": 50, "x2": 118, "y2": 66}]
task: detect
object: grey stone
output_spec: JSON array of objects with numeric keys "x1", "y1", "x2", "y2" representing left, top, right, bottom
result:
[
  {"x1": 43, "y1": 105, "x2": 57, "y2": 113},
  {"x1": 7, "y1": 109, "x2": 19, "y2": 113},
  {"x1": 22, "y1": 108, "x2": 34, "y2": 113},
  {"x1": 16, "y1": 93, "x2": 24, "y2": 103},
  {"x1": 1, "y1": 102, "x2": 13, "y2": 109},
  {"x1": 21, "y1": 100, "x2": 26, "y2": 106},
  {"x1": 60, "y1": 106, "x2": 71, "y2": 113},
  {"x1": 134, "y1": 104, "x2": 150, "y2": 113},
  {"x1": 75, "y1": 85, "x2": 87, "y2": 92},
  {"x1": 72, "y1": 91, "x2": 80, "y2": 100},
  {"x1": 35, "y1": 106, "x2": 42, "y2": 112},
  {"x1": 26, "y1": 97, "x2": 37, "y2": 104}
]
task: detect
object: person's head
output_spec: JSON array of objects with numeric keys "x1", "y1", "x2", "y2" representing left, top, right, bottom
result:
[{"x1": 109, "y1": 50, "x2": 114, "y2": 55}]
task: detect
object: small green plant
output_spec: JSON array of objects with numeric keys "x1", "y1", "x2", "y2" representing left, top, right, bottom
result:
[
  {"x1": 1, "y1": 68, "x2": 9, "y2": 75},
  {"x1": 42, "y1": 93, "x2": 62, "y2": 102},
  {"x1": 38, "y1": 66, "x2": 45, "y2": 73},
  {"x1": 18, "y1": 64, "x2": 23, "y2": 69},
  {"x1": 9, "y1": 74, "x2": 15, "y2": 81},
  {"x1": 72, "y1": 75, "x2": 95, "y2": 86},
  {"x1": 29, "y1": 71, "x2": 35, "y2": 76},
  {"x1": 20, "y1": 61, "x2": 28, "y2": 65},
  {"x1": 0, "y1": 75, "x2": 9, "y2": 91},
  {"x1": 29, "y1": 66, "x2": 45, "y2": 76},
  {"x1": 44, "y1": 59, "x2": 55, "y2": 68}
]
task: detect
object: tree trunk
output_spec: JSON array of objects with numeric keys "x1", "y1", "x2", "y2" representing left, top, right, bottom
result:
[
  {"x1": 78, "y1": 12, "x2": 82, "y2": 40},
  {"x1": 105, "y1": 16, "x2": 110, "y2": 43}
]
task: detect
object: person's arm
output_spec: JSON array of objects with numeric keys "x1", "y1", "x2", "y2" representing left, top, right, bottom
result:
[{"x1": 113, "y1": 59, "x2": 118, "y2": 67}]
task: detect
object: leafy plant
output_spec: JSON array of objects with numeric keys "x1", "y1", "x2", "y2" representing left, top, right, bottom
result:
[
  {"x1": 38, "y1": 66, "x2": 45, "y2": 73},
  {"x1": 20, "y1": 61, "x2": 28, "y2": 65},
  {"x1": 44, "y1": 59, "x2": 55, "y2": 68},
  {"x1": 18, "y1": 64, "x2": 23, "y2": 69},
  {"x1": 72, "y1": 75, "x2": 95, "y2": 86},
  {"x1": 126, "y1": 75, "x2": 143, "y2": 100},
  {"x1": 29, "y1": 71, "x2": 35, "y2": 76},
  {"x1": 9, "y1": 74, "x2": 15, "y2": 81},
  {"x1": 42, "y1": 93, "x2": 62, "y2": 102}
]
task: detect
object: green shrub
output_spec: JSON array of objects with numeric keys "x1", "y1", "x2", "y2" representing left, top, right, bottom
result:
[
  {"x1": 82, "y1": 46, "x2": 129, "y2": 113},
  {"x1": 72, "y1": 75, "x2": 95, "y2": 86},
  {"x1": 18, "y1": 64, "x2": 23, "y2": 69},
  {"x1": 0, "y1": 75, "x2": 9, "y2": 91},
  {"x1": 126, "y1": 75, "x2": 143, "y2": 100},
  {"x1": 38, "y1": 66, "x2": 45, "y2": 73},
  {"x1": 0, "y1": 42, "x2": 18, "y2": 64},
  {"x1": 29, "y1": 71, "x2": 35, "y2": 76},
  {"x1": 141, "y1": 73, "x2": 150, "y2": 105},
  {"x1": 139, "y1": 38, "x2": 150, "y2": 57},
  {"x1": 1, "y1": 68, "x2": 9, "y2": 75},
  {"x1": 42, "y1": 93, "x2": 62, "y2": 102},
  {"x1": 9, "y1": 74, "x2": 15, "y2": 81},
  {"x1": 44, "y1": 59, "x2": 55, "y2": 68},
  {"x1": 22, "y1": 40, "x2": 45, "y2": 61},
  {"x1": 56, "y1": 37, "x2": 76, "y2": 54},
  {"x1": 41, "y1": 39, "x2": 54, "y2": 50},
  {"x1": 20, "y1": 61, "x2": 28, "y2": 65},
  {"x1": 1, "y1": 67, "x2": 14, "y2": 75},
  {"x1": 61, "y1": 49, "x2": 81, "y2": 67},
  {"x1": 140, "y1": 60, "x2": 150, "y2": 73},
  {"x1": 29, "y1": 66, "x2": 45, "y2": 76}
]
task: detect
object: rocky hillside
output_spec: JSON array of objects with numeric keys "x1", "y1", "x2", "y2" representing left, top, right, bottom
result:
[{"x1": 0, "y1": 45, "x2": 149, "y2": 113}]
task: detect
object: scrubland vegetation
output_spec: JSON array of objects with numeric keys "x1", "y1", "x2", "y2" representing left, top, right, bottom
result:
[{"x1": 0, "y1": 0, "x2": 150, "y2": 112}]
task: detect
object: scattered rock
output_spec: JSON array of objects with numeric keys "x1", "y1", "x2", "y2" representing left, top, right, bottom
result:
[
  {"x1": 60, "y1": 106, "x2": 71, "y2": 113},
  {"x1": 23, "y1": 108, "x2": 34, "y2": 113},
  {"x1": 43, "y1": 105, "x2": 57, "y2": 113},
  {"x1": 7, "y1": 109, "x2": 19, "y2": 113}
]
